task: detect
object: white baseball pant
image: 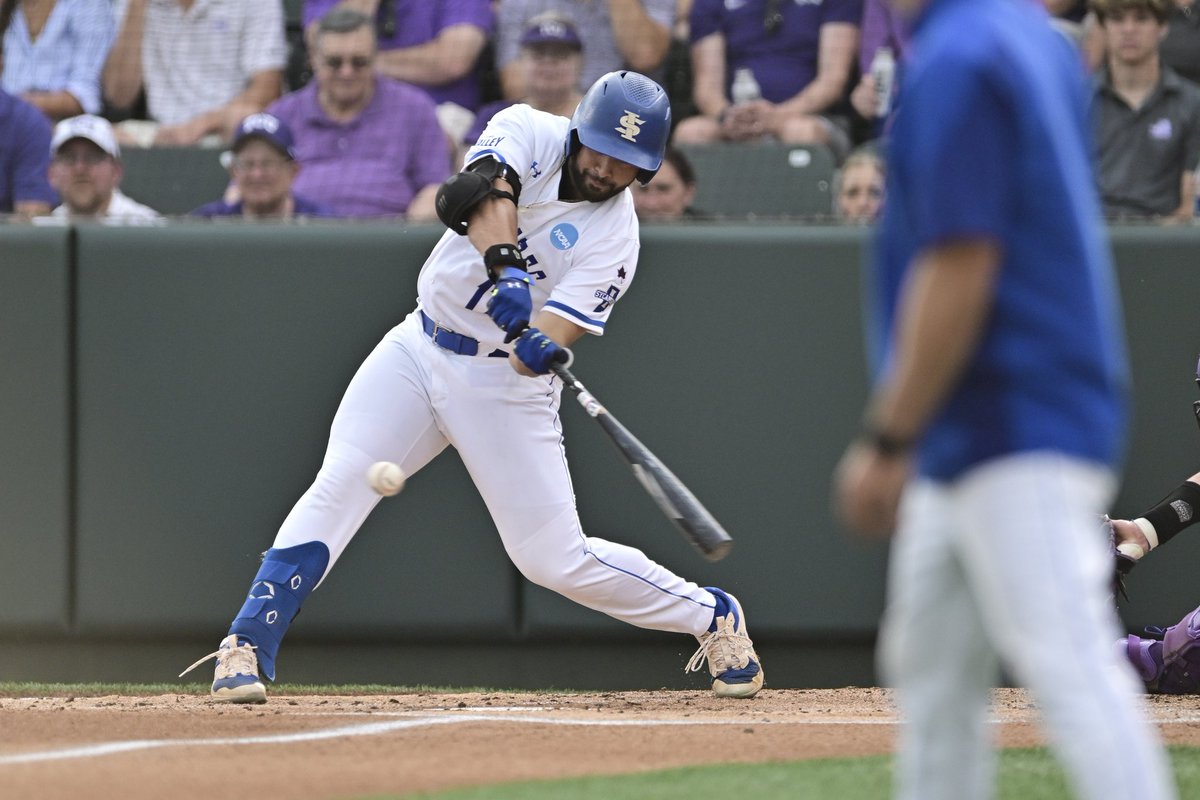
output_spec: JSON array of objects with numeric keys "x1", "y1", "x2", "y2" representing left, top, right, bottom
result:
[
  {"x1": 879, "y1": 451, "x2": 1176, "y2": 800},
  {"x1": 270, "y1": 311, "x2": 717, "y2": 636}
]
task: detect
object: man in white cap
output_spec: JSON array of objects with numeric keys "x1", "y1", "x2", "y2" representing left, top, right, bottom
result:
[{"x1": 48, "y1": 115, "x2": 160, "y2": 222}]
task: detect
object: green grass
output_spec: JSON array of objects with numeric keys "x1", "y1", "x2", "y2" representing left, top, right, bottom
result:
[{"x1": 382, "y1": 747, "x2": 1200, "y2": 800}]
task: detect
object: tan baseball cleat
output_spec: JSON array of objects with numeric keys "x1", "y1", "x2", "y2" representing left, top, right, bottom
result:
[
  {"x1": 180, "y1": 634, "x2": 268, "y2": 703},
  {"x1": 685, "y1": 589, "x2": 764, "y2": 698}
]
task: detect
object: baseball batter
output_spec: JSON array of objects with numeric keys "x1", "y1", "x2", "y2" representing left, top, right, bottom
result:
[{"x1": 181, "y1": 71, "x2": 763, "y2": 703}]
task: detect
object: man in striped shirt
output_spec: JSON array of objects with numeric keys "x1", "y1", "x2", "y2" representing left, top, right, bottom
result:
[{"x1": 102, "y1": 0, "x2": 287, "y2": 147}]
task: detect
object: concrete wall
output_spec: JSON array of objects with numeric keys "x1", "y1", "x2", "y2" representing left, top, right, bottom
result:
[{"x1": 1, "y1": 221, "x2": 1197, "y2": 688}]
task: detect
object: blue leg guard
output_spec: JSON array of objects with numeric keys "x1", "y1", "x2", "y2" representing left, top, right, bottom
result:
[{"x1": 228, "y1": 541, "x2": 329, "y2": 681}]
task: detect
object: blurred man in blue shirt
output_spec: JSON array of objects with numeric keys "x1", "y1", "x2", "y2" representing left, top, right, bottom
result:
[
  {"x1": 0, "y1": 87, "x2": 55, "y2": 216},
  {"x1": 834, "y1": 0, "x2": 1177, "y2": 797}
]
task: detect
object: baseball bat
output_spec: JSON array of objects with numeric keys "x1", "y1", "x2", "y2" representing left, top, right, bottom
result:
[{"x1": 550, "y1": 356, "x2": 734, "y2": 561}]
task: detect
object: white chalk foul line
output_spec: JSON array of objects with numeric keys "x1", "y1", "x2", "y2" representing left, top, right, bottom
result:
[
  {"x1": 0, "y1": 712, "x2": 879, "y2": 767},
  {"x1": 0, "y1": 716, "x2": 461, "y2": 766}
]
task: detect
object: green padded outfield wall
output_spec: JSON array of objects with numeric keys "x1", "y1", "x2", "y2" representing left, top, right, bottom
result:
[
  {"x1": 3, "y1": 221, "x2": 1200, "y2": 684},
  {"x1": 0, "y1": 226, "x2": 71, "y2": 632},
  {"x1": 71, "y1": 223, "x2": 520, "y2": 640}
]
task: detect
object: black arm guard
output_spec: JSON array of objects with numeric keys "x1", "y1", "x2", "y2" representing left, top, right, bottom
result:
[
  {"x1": 434, "y1": 157, "x2": 522, "y2": 235},
  {"x1": 483, "y1": 244, "x2": 527, "y2": 280}
]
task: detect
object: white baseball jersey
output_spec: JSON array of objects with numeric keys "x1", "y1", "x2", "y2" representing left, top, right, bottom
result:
[
  {"x1": 261, "y1": 103, "x2": 721, "y2": 647},
  {"x1": 417, "y1": 104, "x2": 640, "y2": 354}
]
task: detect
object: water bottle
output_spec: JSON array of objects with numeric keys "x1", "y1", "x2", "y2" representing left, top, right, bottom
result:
[
  {"x1": 870, "y1": 47, "x2": 896, "y2": 119},
  {"x1": 730, "y1": 67, "x2": 762, "y2": 105}
]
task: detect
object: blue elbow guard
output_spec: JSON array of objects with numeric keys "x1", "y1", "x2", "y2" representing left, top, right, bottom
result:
[{"x1": 228, "y1": 541, "x2": 330, "y2": 681}]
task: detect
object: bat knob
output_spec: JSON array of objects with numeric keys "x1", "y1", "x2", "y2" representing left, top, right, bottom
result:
[
  {"x1": 703, "y1": 539, "x2": 734, "y2": 562},
  {"x1": 555, "y1": 347, "x2": 574, "y2": 369}
]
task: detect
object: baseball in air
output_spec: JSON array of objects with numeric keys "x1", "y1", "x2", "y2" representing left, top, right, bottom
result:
[
  {"x1": 366, "y1": 461, "x2": 406, "y2": 496},
  {"x1": 1116, "y1": 542, "x2": 1145, "y2": 561}
]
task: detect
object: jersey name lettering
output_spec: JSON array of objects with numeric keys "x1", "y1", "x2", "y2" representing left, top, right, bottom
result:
[{"x1": 516, "y1": 228, "x2": 543, "y2": 274}]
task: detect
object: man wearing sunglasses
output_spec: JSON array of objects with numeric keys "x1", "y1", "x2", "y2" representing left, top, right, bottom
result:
[
  {"x1": 265, "y1": 6, "x2": 451, "y2": 219},
  {"x1": 301, "y1": 0, "x2": 493, "y2": 114}
]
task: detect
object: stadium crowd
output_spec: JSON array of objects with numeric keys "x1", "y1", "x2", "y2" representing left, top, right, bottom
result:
[{"x1": 0, "y1": 0, "x2": 1197, "y2": 222}]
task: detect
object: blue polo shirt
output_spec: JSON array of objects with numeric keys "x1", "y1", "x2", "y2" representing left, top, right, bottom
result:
[
  {"x1": 0, "y1": 89, "x2": 56, "y2": 212},
  {"x1": 872, "y1": 0, "x2": 1128, "y2": 481}
]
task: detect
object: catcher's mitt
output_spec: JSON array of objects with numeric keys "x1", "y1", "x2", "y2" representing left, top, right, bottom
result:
[{"x1": 1104, "y1": 515, "x2": 1140, "y2": 602}]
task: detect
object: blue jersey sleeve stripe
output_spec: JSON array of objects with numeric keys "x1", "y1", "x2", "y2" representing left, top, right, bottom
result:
[
  {"x1": 545, "y1": 300, "x2": 605, "y2": 330},
  {"x1": 467, "y1": 149, "x2": 508, "y2": 166}
]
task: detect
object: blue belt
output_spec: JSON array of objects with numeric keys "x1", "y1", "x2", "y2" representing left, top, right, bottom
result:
[
  {"x1": 420, "y1": 309, "x2": 479, "y2": 355},
  {"x1": 419, "y1": 310, "x2": 509, "y2": 358}
]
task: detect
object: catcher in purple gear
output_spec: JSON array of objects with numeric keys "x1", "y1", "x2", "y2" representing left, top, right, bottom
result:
[{"x1": 1109, "y1": 355, "x2": 1200, "y2": 693}]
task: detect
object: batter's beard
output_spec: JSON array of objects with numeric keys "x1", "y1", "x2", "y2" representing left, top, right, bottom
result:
[{"x1": 564, "y1": 156, "x2": 629, "y2": 203}]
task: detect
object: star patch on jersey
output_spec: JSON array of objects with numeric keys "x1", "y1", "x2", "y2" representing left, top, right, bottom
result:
[{"x1": 617, "y1": 266, "x2": 627, "y2": 282}]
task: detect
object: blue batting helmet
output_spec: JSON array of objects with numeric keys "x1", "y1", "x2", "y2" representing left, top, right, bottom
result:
[{"x1": 567, "y1": 71, "x2": 671, "y2": 186}]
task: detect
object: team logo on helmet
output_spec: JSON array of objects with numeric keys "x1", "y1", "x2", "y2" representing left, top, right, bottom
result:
[{"x1": 615, "y1": 111, "x2": 645, "y2": 143}]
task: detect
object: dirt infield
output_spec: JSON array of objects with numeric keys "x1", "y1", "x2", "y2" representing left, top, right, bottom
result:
[{"x1": 3, "y1": 688, "x2": 1200, "y2": 800}]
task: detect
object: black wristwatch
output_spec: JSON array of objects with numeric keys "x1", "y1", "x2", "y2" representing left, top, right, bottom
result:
[{"x1": 861, "y1": 426, "x2": 915, "y2": 457}]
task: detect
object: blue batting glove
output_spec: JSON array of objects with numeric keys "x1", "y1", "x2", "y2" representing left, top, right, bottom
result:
[
  {"x1": 514, "y1": 327, "x2": 566, "y2": 374},
  {"x1": 486, "y1": 266, "x2": 532, "y2": 343}
]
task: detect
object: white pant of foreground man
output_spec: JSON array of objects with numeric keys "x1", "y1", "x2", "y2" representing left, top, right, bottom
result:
[{"x1": 880, "y1": 452, "x2": 1176, "y2": 800}]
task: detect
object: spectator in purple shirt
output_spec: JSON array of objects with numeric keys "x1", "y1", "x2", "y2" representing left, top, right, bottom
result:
[
  {"x1": 191, "y1": 113, "x2": 334, "y2": 220},
  {"x1": 0, "y1": 86, "x2": 56, "y2": 216},
  {"x1": 674, "y1": 0, "x2": 862, "y2": 160},
  {"x1": 273, "y1": 7, "x2": 451, "y2": 219},
  {"x1": 302, "y1": 0, "x2": 492, "y2": 113},
  {"x1": 848, "y1": 0, "x2": 910, "y2": 131}
]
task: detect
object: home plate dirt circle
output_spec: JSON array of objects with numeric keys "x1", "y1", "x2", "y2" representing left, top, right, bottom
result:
[{"x1": 3, "y1": 688, "x2": 1199, "y2": 800}]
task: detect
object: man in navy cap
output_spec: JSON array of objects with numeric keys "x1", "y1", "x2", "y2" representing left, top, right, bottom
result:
[
  {"x1": 461, "y1": 12, "x2": 585, "y2": 151},
  {"x1": 191, "y1": 113, "x2": 334, "y2": 220}
]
